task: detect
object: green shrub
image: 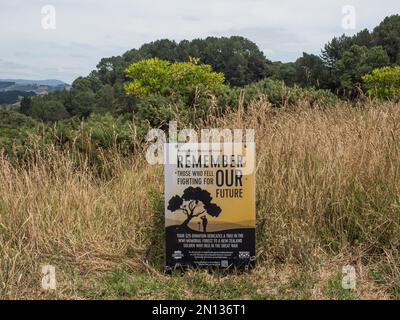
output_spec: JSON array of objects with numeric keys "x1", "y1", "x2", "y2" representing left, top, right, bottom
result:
[
  {"x1": 363, "y1": 66, "x2": 400, "y2": 100},
  {"x1": 40, "y1": 113, "x2": 141, "y2": 175},
  {"x1": 237, "y1": 79, "x2": 337, "y2": 108},
  {"x1": 0, "y1": 110, "x2": 39, "y2": 155},
  {"x1": 129, "y1": 78, "x2": 338, "y2": 130},
  {"x1": 133, "y1": 94, "x2": 182, "y2": 128},
  {"x1": 124, "y1": 58, "x2": 226, "y2": 99},
  {"x1": 188, "y1": 79, "x2": 337, "y2": 117},
  {"x1": 292, "y1": 86, "x2": 338, "y2": 106},
  {"x1": 49, "y1": 113, "x2": 136, "y2": 153}
]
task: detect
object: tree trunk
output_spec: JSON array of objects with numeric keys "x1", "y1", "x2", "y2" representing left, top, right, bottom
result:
[
  {"x1": 180, "y1": 205, "x2": 196, "y2": 229},
  {"x1": 181, "y1": 214, "x2": 193, "y2": 228}
]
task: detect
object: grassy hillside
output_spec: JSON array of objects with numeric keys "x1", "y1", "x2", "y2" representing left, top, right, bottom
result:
[{"x1": 1, "y1": 98, "x2": 399, "y2": 299}]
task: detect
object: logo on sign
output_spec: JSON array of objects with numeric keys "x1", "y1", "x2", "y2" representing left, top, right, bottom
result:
[{"x1": 172, "y1": 251, "x2": 184, "y2": 260}]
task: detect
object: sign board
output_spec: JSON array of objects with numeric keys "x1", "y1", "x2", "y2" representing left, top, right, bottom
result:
[{"x1": 164, "y1": 142, "x2": 256, "y2": 270}]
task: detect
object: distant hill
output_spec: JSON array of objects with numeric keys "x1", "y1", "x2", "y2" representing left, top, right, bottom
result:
[
  {"x1": 0, "y1": 79, "x2": 70, "y2": 104},
  {"x1": 0, "y1": 90, "x2": 36, "y2": 105},
  {"x1": 0, "y1": 79, "x2": 68, "y2": 87},
  {"x1": 0, "y1": 82, "x2": 15, "y2": 90},
  {"x1": 0, "y1": 79, "x2": 71, "y2": 104}
]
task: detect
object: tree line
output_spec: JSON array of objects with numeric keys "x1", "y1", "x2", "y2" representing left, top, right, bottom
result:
[
  {"x1": 1, "y1": 15, "x2": 399, "y2": 164},
  {"x1": 17, "y1": 15, "x2": 400, "y2": 123}
]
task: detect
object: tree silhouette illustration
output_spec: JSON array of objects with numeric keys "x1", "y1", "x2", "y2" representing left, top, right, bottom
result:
[{"x1": 167, "y1": 187, "x2": 222, "y2": 229}]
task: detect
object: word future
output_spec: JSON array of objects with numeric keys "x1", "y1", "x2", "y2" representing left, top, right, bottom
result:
[{"x1": 152, "y1": 304, "x2": 186, "y2": 318}]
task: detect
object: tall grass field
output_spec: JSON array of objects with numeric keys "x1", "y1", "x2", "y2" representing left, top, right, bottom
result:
[{"x1": 1, "y1": 98, "x2": 400, "y2": 299}]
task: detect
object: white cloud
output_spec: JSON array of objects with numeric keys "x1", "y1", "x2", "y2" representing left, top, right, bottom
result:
[{"x1": 0, "y1": 0, "x2": 399, "y2": 82}]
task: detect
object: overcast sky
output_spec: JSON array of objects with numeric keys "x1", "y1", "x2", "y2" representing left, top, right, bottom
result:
[{"x1": 0, "y1": 0, "x2": 399, "y2": 83}]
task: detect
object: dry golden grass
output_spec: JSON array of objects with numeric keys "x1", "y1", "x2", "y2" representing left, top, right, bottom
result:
[{"x1": 1, "y1": 99, "x2": 399, "y2": 299}]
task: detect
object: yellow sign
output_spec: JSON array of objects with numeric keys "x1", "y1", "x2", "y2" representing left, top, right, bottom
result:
[{"x1": 164, "y1": 143, "x2": 256, "y2": 270}]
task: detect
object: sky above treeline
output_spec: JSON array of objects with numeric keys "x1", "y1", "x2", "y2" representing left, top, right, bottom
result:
[{"x1": 0, "y1": 0, "x2": 399, "y2": 83}]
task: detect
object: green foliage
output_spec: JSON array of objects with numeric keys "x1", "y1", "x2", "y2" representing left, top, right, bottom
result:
[
  {"x1": 334, "y1": 45, "x2": 390, "y2": 95},
  {"x1": 292, "y1": 86, "x2": 338, "y2": 106},
  {"x1": 0, "y1": 90, "x2": 36, "y2": 105},
  {"x1": 373, "y1": 15, "x2": 400, "y2": 64},
  {"x1": 133, "y1": 94, "x2": 181, "y2": 128},
  {"x1": 68, "y1": 89, "x2": 96, "y2": 118},
  {"x1": 0, "y1": 110, "x2": 38, "y2": 154},
  {"x1": 19, "y1": 91, "x2": 72, "y2": 122},
  {"x1": 363, "y1": 66, "x2": 400, "y2": 100},
  {"x1": 0, "y1": 110, "x2": 37, "y2": 128},
  {"x1": 60, "y1": 75, "x2": 114, "y2": 118},
  {"x1": 94, "y1": 84, "x2": 117, "y2": 114},
  {"x1": 93, "y1": 37, "x2": 271, "y2": 88},
  {"x1": 189, "y1": 36, "x2": 272, "y2": 87},
  {"x1": 122, "y1": 36, "x2": 271, "y2": 87},
  {"x1": 96, "y1": 56, "x2": 127, "y2": 85},
  {"x1": 240, "y1": 78, "x2": 337, "y2": 107},
  {"x1": 22, "y1": 17, "x2": 398, "y2": 126},
  {"x1": 36, "y1": 113, "x2": 140, "y2": 175},
  {"x1": 320, "y1": 36, "x2": 392, "y2": 95},
  {"x1": 2, "y1": 16, "x2": 399, "y2": 160},
  {"x1": 49, "y1": 113, "x2": 135, "y2": 153},
  {"x1": 82, "y1": 113, "x2": 133, "y2": 150},
  {"x1": 20, "y1": 96, "x2": 33, "y2": 115},
  {"x1": 315, "y1": 16, "x2": 400, "y2": 94},
  {"x1": 33, "y1": 100, "x2": 69, "y2": 122},
  {"x1": 321, "y1": 34, "x2": 354, "y2": 69},
  {"x1": 294, "y1": 53, "x2": 331, "y2": 89},
  {"x1": 130, "y1": 78, "x2": 337, "y2": 130},
  {"x1": 72, "y1": 76, "x2": 103, "y2": 92},
  {"x1": 271, "y1": 54, "x2": 332, "y2": 91},
  {"x1": 241, "y1": 79, "x2": 297, "y2": 107},
  {"x1": 267, "y1": 61, "x2": 297, "y2": 86},
  {"x1": 124, "y1": 58, "x2": 171, "y2": 97},
  {"x1": 124, "y1": 58, "x2": 226, "y2": 99}
]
